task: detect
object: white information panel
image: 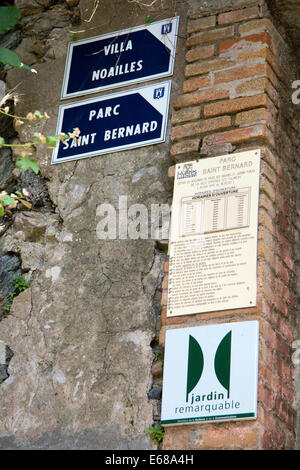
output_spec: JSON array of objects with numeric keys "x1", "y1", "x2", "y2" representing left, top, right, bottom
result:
[
  {"x1": 161, "y1": 321, "x2": 259, "y2": 425},
  {"x1": 167, "y1": 150, "x2": 261, "y2": 317}
]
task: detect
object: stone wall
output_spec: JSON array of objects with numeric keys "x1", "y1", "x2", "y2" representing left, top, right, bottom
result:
[{"x1": 0, "y1": 0, "x2": 187, "y2": 449}]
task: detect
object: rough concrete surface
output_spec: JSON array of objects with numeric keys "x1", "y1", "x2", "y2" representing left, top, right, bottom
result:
[{"x1": 0, "y1": 0, "x2": 187, "y2": 449}]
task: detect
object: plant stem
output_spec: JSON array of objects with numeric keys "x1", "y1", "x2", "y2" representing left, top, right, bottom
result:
[{"x1": 0, "y1": 109, "x2": 45, "y2": 121}]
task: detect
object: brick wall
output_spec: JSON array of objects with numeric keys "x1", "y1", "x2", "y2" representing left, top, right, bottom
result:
[{"x1": 159, "y1": 0, "x2": 300, "y2": 450}]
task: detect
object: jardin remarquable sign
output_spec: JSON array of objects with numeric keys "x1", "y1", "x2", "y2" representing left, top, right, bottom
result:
[
  {"x1": 167, "y1": 150, "x2": 261, "y2": 317},
  {"x1": 161, "y1": 321, "x2": 259, "y2": 425},
  {"x1": 61, "y1": 17, "x2": 179, "y2": 99},
  {"x1": 51, "y1": 81, "x2": 171, "y2": 164}
]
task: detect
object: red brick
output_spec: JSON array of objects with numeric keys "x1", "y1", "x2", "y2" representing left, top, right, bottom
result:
[
  {"x1": 187, "y1": 15, "x2": 216, "y2": 34},
  {"x1": 218, "y1": 7, "x2": 260, "y2": 25},
  {"x1": 186, "y1": 44, "x2": 215, "y2": 63},
  {"x1": 168, "y1": 165, "x2": 175, "y2": 179},
  {"x1": 260, "y1": 176, "x2": 276, "y2": 202},
  {"x1": 258, "y1": 383, "x2": 275, "y2": 410},
  {"x1": 218, "y1": 32, "x2": 272, "y2": 55},
  {"x1": 276, "y1": 298, "x2": 290, "y2": 318},
  {"x1": 257, "y1": 240, "x2": 275, "y2": 264},
  {"x1": 163, "y1": 260, "x2": 169, "y2": 273},
  {"x1": 260, "y1": 337, "x2": 277, "y2": 369},
  {"x1": 170, "y1": 138, "x2": 200, "y2": 158},
  {"x1": 235, "y1": 77, "x2": 267, "y2": 96},
  {"x1": 201, "y1": 124, "x2": 274, "y2": 148},
  {"x1": 236, "y1": 108, "x2": 275, "y2": 132},
  {"x1": 260, "y1": 159, "x2": 276, "y2": 184},
  {"x1": 277, "y1": 358, "x2": 294, "y2": 384},
  {"x1": 257, "y1": 259, "x2": 274, "y2": 282},
  {"x1": 187, "y1": 26, "x2": 234, "y2": 48},
  {"x1": 277, "y1": 213, "x2": 295, "y2": 243},
  {"x1": 172, "y1": 115, "x2": 231, "y2": 141},
  {"x1": 259, "y1": 430, "x2": 274, "y2": 450},
  {"x1": 277, "y1": 316, "x2": 294, "y2": 343},
  {"x1": 239, "y1": 19, "x2": 278, "y2": 47},
  {"x1": 274, "y1": 257, "x2": 290, "y2": 284},
  {"x1": 258, "y1": 413, "x2": 286, "y2": 450},
  {"x1": 259, "y1": 193, "x2": 275, "y2": 219},
  {"x1": 214, "y1": 63, "x2": 267, "y2": 84},
  {"x1": 236, "y1": 107, "x2": 268, "y2": 124},
  {"x1": 280, "y1": 383, "x2": 295, "y2": 406},
  {"x1": 259, "y1": 363, "x2": 280, "y2": 391},
  {"x1": 183, "y1": 75, "x2": 211, "y2": 93},
  {"x1": 204, "y1": 94, "x2": 268, "y2": 117},
  {"x1": 237, "y1": 47, "x2": 281, "y2": 80},
  {"x1": 161, "y1": 274, "x2": 168, "y2": 290},
  {"x1": 280, "y1": 248, "x2": 295, "y2": 273},
  {"x1": 160, "y1": 289, "x2": 168, "y2": 306},
  {"x1": 258, "y1": 225, "x2": 276, "y2": 251},
  {"x1": 185, "y1": 57, "x2": 236, "y2": 77},
  {"x1": 171, "y1": 106, "x2": 201, "y2": 125},
  {"x1": 258, "y1": 208, "x2": 275, "y2": 233},
  {"x1": 235, "y1": 77, "x2": 280, "y2": 108},
  {"x1": 274, "y1": 397, "x2": 295, "y2": 430},
  {"x1": 197, "y1": 423, "x2": 260, "y2": 450},
  {"x1": 173, "y1": 88, "x2": 230, "y2": 109},
  {"x1": 260, "y1": 319, "x2": 277, "y2": 346},
  {"x1": 275, "y1": 332, "x2": 291, "y2": 359},
  {"x1": 260, "y1": 146, "x2": 278, "y2": 173},
  {"x1": 274, "y1": 278, "x2": 295, "y2": 306}
]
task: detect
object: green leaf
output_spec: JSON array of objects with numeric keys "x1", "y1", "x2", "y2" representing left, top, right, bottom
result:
[
  {"x1": 186, "y1": 335, "x2": 204, "y2": 402},
  {"x1": 147, "y1": 424, "x2": 164, "y2": 444},
  {"x1": 46, "y1": 135, "x2": 60, "y2": 147},
  {"x1": 0, "y1": 47, "x2": 34, "y2": 72},
  {"x1": 0, "y1": 137, "x2": 5, "y2": 145},
  {"x1": 0, "y1": 205, "x2": 4, "y2": 217},
  {"x1": 33, "y1": 110, "x2": 43, "y2": 119},
  {"x1": 214, "y1": 331, "x2": 232, "y2": 399},
  {"x1": 0, "y1": 6, "x2": 21, "y2": 35},
  {"x1": 16, "y1": 157, "x2": 40, "y2": 174},
  {"x1": 0, "y1": 46, "x2": 22, "y2": 68},
  {"x1": 0, "y1": 194, "x2": 15, "y2": 207},
  {"x1": 145, "y1": 15, "x2": 155, "y2": 24}
]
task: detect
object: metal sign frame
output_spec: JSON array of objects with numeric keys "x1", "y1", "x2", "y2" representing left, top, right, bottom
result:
[
  {"x1": 161, "y1": 321, "x2": 259, "y2": 426},
  {"x1": 51, "y1": 81, "x2": 171, "y2": 164},
  {"x1": 166, "y1": 150, "x2": 261, "y2": 317},
  {"x1": 61, "y1": 17, "x2": 179, "y2": 99}
]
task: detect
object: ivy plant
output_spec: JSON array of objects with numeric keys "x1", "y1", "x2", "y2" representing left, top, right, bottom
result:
[
  {"x1": 147, "y1": 424, "x2": 165, "y2": 445},
  {"x1": 3, "y1": 274, "x2": 30, "y2": 313}
]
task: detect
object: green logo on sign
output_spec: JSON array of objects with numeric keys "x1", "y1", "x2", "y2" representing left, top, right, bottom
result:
[{"x1": 186, "y1": 331, "x2": 232, "y2": 402}]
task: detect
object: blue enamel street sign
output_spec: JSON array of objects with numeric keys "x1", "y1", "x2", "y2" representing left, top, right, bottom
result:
[
  {"x1": 61, "y1": 17, "x2": 179, "y2": 99},
  {"x1": 51, "y1": 81, "x2": 171, "y2": 164}
]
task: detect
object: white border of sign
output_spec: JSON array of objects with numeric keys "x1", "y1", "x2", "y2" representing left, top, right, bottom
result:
[
  {"x1": 61, "y1": 17, "x2": 179, "y2": 100},
  {"x1": 166, "y1": 150, "x2": 261, "y2": 317},
  {"x1": 161, "y1": 321, "x2": 259, "y2": 426},
  {"x1": 51, "y1": 81, "x2": 171, "y2": 164}
]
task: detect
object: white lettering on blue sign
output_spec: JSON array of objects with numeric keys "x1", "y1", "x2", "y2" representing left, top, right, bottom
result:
[
  {"x1": 88, "y1": 105, "x2": 120, "y2": 120},
  {"x1": 103, "y1": 121, "x2": 158, "y2": 141},
  {"x1": 61, "y1": 17, "x2": 179, "y2": 99},
  {"x1": 92, "y1": 60, "x2": 143, "y2": 81},
  {"x1": 52, "y1": 81, "x2": 171, "y2": 164}
]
